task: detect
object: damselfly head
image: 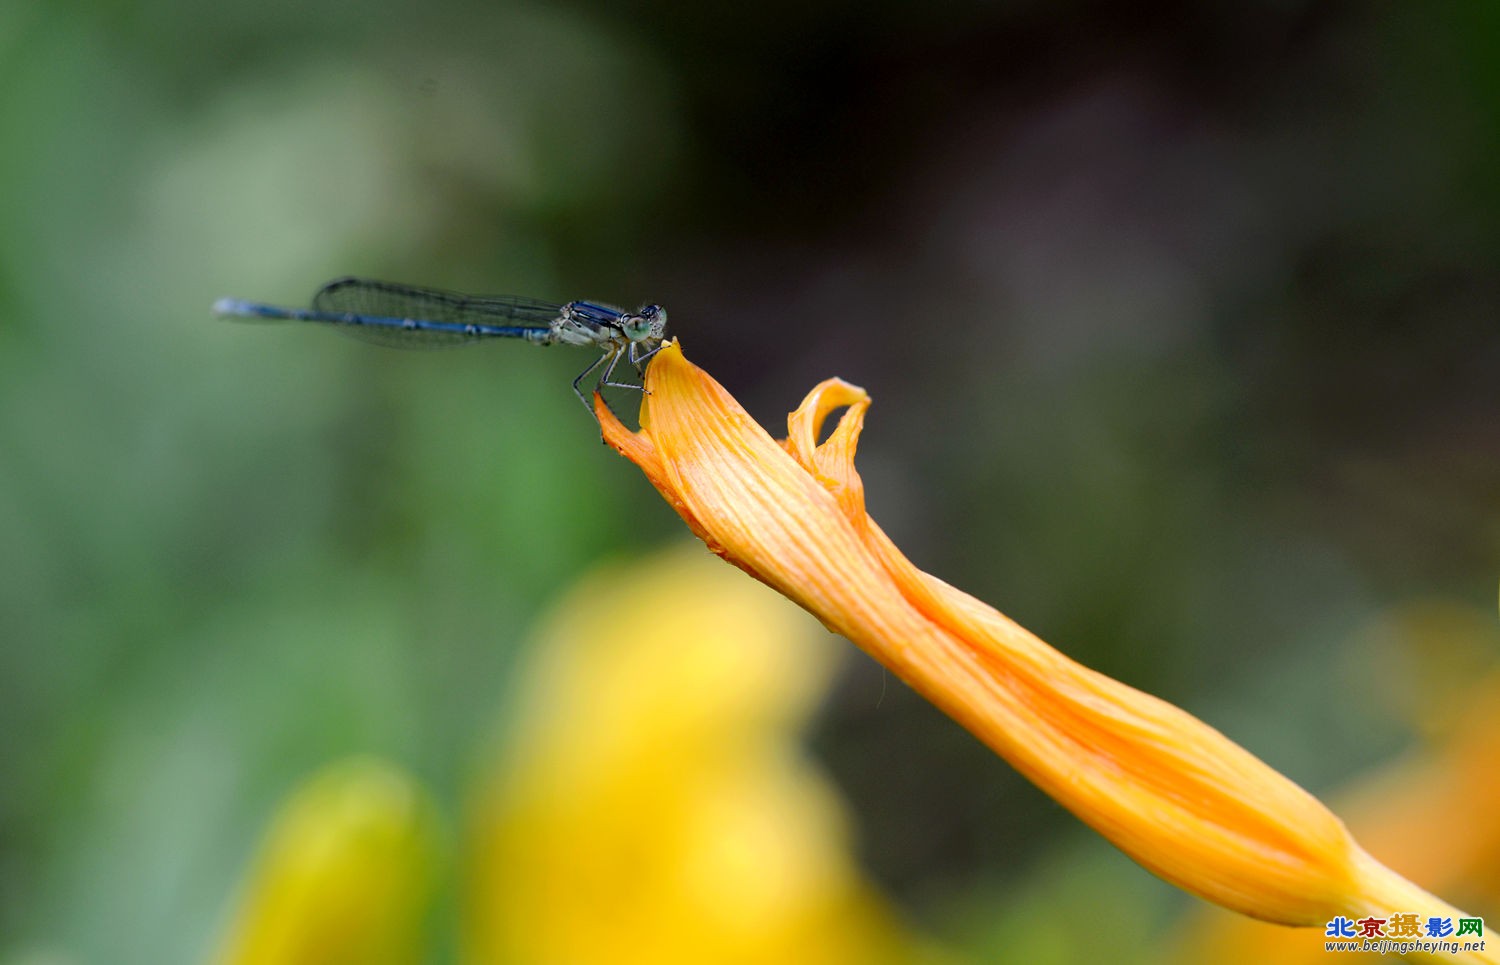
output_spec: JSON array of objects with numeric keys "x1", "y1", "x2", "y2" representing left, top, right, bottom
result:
[{"x1": 622, "y1": 304, "x2": 667, "y2": 342}]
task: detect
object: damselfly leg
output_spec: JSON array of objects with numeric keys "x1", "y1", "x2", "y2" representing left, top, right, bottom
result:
[{"x1": 600, "y1": 346, "x2": 646, "y2": 392}]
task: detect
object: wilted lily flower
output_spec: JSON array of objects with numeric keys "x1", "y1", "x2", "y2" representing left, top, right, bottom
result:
[{"x1": 598, "y1": 341, "x2": 1492, "y2": 952}]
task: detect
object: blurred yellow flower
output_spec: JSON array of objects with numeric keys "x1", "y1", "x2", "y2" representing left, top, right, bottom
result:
[
  {"x1": 208, "y1": 757, "x2": 439, "y2": 965},
  {"x1": 465, "y1": 545, "x2": 936, "y2": 965},
  {"x1": 212, "y1": 548, "x2": 938, "y2": 965},
  {"x1": 597, "y1": 341, "x2": 1493, "y2": 954}
]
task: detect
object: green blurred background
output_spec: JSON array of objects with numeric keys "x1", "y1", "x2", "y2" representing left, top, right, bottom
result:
[{"x1": 2, "y1": 1, "x2": 1498, "y2": 961}]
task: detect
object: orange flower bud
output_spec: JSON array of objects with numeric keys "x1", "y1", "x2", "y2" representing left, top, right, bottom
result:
[{"x1": 598, "y1": 342, "x2": 1493, "y2": 957}]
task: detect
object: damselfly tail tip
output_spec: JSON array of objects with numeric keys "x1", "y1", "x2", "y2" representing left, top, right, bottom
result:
[
  {"x1": 212, "y1": 297, "x2": 244, "y2": 318},
  {"x1": 213, "y1": 297, "x2": 287, "y2": 322}
]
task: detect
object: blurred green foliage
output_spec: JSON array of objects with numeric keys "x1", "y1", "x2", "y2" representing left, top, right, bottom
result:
[{"x1": 2, "y1": 1, "x2": 1498, "y2": 961}]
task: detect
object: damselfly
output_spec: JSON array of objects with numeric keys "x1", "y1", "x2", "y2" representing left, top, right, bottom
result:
[{"x1": 213, "y1": 277, "x2": 668, "y2": 414}]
